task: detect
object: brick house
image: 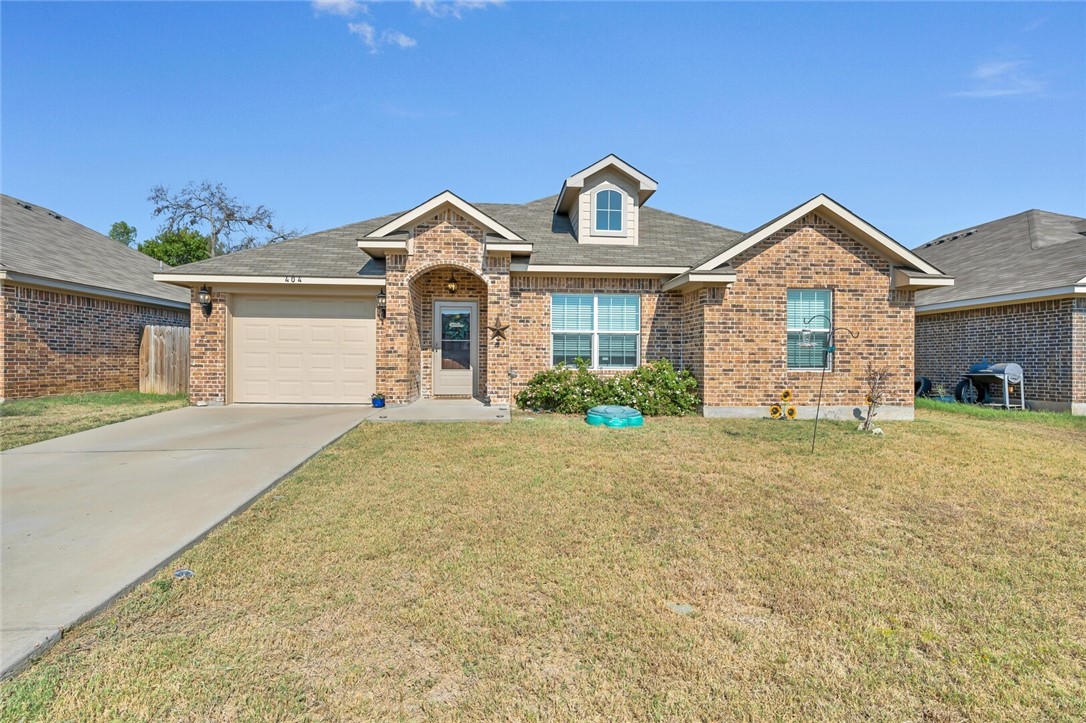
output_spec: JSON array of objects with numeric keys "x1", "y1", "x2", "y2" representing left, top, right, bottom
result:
[
  {"x1": 915, "y1": 210, "x2": 1086, "y2": 415},
  {"x1": 0, "y1": 194, "x2": 190, "y2": 400},
  {"x1": 157, "y1": 156, "x2": 951, "y2": 418}
]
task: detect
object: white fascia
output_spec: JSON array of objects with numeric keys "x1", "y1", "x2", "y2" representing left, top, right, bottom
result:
[
  {"x1": 661, "y1": 271, "x2": 738, "y2": 292},
  {"x1": 916, "y1": 286, "x2": 1086, "y2": 314},
  {"x1": 364, "y1": 190, "x2": 524, "y2": 241},
  {"x1": 357, "y1": 239, "x2": 409, "y2": 257},
  {"x1": 696, "y1": 194, "x2": 945, "y2": 276},
  {"x1": 892, "y1": 268, "x2": 955, "y2": 290},
  {"x1": 2, "y1": 270, "x2": 189, "y2": 310},
  {"x1": 154, "y1": 274, "x2": 386, "y2": 287},
  {"x1": 509, "y1": 263, "x2": 687, "y2": 276}
]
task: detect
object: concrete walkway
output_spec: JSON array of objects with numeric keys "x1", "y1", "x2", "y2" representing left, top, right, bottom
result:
[
  {"x1": 364, "y1": 398, "x2": 510, "y2": 423},
  {"x1": 1, "y1": 404, "x2": 369, "y2": 679}
]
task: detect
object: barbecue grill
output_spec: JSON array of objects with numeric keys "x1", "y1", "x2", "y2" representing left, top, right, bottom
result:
[{"x1": 961, "y1": 362, "x2": 1026, "y2": 410}]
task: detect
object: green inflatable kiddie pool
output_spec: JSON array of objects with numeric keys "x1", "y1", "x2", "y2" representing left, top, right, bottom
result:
[{"x1": 586, "y1": 405, "x2": 644, "y2": 428}]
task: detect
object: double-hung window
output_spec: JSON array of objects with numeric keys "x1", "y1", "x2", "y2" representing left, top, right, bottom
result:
[
  {"x1": 787, "y1": 289, "x2": 832, "y2": 370},
  {"x1": 552, "y1": 294, "x2": 640, "y2": 368}
]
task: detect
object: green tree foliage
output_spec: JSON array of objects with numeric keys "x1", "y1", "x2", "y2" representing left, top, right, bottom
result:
[
  {"x1": 136, "y1": 228, "x2": 211, "y2": 267},
  {"x1": 108, "y1": 221, "x2": 138, "y2": 247}
]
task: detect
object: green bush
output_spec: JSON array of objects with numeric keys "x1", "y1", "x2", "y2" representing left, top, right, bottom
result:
[{"x1": 515, "y1": 359, "x2": 700, "y2": 416}]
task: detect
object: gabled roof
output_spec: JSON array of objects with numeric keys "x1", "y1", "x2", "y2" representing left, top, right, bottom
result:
[
  {"x1": 161, "y1": 196, "x2": 743, "y2": 278},
  {"x1": 364, "y1": 191, "x2": 524, "y2": 241},
  {"x1": 693, "y1": 194, "x2": 949, "y2": 281},
  {"x1": 554, "y1": 154, "x2": 658, "y2": 213},
  {"x1": 0, "y1": 194, "x2": 189, "y2": 307},
  {"x1": 915, "y1": 209, "x2": 1086, "y2": 310}
]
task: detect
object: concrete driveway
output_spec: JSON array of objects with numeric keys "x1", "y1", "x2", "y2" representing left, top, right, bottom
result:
[{"x1": 1, "y1": 404, "x2": 369, "y2": 678}]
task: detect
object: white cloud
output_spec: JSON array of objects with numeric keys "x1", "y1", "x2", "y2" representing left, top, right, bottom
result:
[
  {"x1": 382, "y1": 30, "x2": 418, "y2": 49},
  {"x1": 347, "y1": 21, "x2": 378, "y2": 49},
  {"x1": 413, "y1": 0, "x2": 503, "y2": 19},
  {"x1": 953, "y1": 60, "x2": 1046, "y2": 98},
  {"x1": 348, "y1": 21, "x2": 417, "y2": 53},
  {"x1": 312, "y1": 0, "x2": 367, "y2": 17}
]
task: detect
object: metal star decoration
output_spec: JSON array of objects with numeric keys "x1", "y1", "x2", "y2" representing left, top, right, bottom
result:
[{"x1": 487, "y1": 315, "x2": 510, "y2": 341}]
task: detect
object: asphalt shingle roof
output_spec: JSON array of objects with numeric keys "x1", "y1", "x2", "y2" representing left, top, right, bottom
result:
[
  {"x1": 0, "y1": 194, "x2": 189, "y2": 305},
  {"x1": 914, "y1": 210, "x2": 1086, "y2": 306},
  {"x1": 163, "y1": 196, "x2": 744, "y2": 276}
]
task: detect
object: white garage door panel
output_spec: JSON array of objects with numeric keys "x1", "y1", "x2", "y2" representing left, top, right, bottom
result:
[{"x1": 231, "y1": 296, "x2": 376, "y2": 404}]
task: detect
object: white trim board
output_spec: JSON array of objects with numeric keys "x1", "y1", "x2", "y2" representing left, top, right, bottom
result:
[
  {"x1": 365, "y1": 191, "x2": 524, "y2": 241},
  {"x1": 661, "y1": 271, "x2": 738, "y2": 292},
  {"x1": 155, "y1": 274, "x2": 386, "y2": 287},
  {"x1": 1, "y1": 270, "x2": 189, "y2": 310},
  {"x1": 916, "y1": 285, "x2": 1086, "y2": 314},
  {"x1": 696, "y1": 194, "x2": 947, "y2": 277},
  {"x1": 509, "y1": 263, "x2": 687, "y2": 276}
]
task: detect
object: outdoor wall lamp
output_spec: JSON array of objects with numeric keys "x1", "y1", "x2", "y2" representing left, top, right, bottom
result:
[
  {"x1": 376, "y1": 289, "x2": 386, "y2": 319},
  {"x1": 197, "y1": 286, "x2": 212, "y2": 316},
  {"x1": 445, "y1": 273, "x2": 458, "y2": 294}
]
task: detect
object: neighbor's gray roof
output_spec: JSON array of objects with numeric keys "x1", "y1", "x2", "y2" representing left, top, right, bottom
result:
[
  {"x1": 0, "y1": 194, "x2": 190, "y2": 305},
  {"x1": 162, "y1": 196, "x2": 743, "y2": 277},
  {"x1": 915, "y1": 209, "x2": 1086, "y2": 306}
]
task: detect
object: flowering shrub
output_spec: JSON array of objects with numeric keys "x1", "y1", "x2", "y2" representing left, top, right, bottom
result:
[{"x1": 515, "y1": 359, "x2": 700, "y2": 416}]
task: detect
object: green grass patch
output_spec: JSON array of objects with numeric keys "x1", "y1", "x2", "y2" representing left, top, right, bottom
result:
[
  {"x1": 3, "y1": 407, "x2": 1084, "y2": 720},
  {"x1": 916, "y1": 396, "x2": 1086, "y2": 430},
  {"x1": 0, "y1": 392, "x2": 187, "y2": 449}
]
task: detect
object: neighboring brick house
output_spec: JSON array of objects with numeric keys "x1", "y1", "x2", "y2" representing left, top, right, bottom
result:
[
  {"x1": 915, "y1": 210, "x2": 1086, "y2": 415},
  {"x1": 0, "y1": 194, "x2": 190, "y2": 400},
  {"x1": 157, "y1": 156, "x2": 951, "y2": 418}
]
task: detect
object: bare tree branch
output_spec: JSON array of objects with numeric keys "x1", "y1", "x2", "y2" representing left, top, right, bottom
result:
[{"x1": 148, "y1": 181, "x2": 299, "y2": 257}]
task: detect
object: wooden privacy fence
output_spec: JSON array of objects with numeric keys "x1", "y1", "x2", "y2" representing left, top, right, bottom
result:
[{"x1": 140, "y1": 325, "x2": 190, "y2": 395}]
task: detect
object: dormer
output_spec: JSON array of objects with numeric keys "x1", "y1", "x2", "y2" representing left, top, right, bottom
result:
[{"x1": 554, "y1": 155, "x2": 657, "y2": 246}]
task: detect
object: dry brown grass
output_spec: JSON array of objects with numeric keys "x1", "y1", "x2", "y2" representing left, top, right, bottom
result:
[
  {"x1": 3, "y1": 408, "x2": 1084, "y2": 721},
  {"x1": 0, "y1": 392, "x2": 187, "y2": 450}
]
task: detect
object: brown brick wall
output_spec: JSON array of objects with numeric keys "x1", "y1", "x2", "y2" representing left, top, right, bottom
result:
[
  {"x1": 700, "y1": 213, "x2": 915, "y2": 409},
  {"x1": 1, "y1": 282, "x2": 189, "y2": 400},
  {"x1": 507, "y1": 276, "x2": 686, "y2": 398},
  {"x1": 1074, "y1": 298, "x2": 1086, "y2": 407},
  {"x1": 188, "y1": 289, "x2": 228, "y2": 404},
  {"x1": 915, "y1": 299, "x2": 1076, "y2": 406}
]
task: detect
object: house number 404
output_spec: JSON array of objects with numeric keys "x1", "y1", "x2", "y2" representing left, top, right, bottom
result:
[{"x1": 284, "y1": 276, "x2": 303, "y2": 283}]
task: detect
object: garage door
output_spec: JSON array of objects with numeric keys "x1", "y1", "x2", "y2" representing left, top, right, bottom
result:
[{"x1": 231, "y1": 296, "x2": 376, "y2": 404}]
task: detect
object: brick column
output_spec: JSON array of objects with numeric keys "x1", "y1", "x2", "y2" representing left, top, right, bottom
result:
[
  {"x1": 189, "y1": 288, "x2": 227, "y2": 404},
  {"x1": 484, "y1": 255, "x2": 511, "y2": 404}
]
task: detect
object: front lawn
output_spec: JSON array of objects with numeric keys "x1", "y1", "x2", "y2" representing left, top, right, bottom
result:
[
  {"x1": 3, "y1": 409, "x2": 1084, "y2": 720},
  {"x1": 0, "y1": 391, "x2": 188, "y2": 450}
]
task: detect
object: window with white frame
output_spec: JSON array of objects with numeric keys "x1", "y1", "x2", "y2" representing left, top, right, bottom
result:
[
  {"x1": 594, "y1": 189, "x2": 624, "y2": 232},
  {"x1": 552, "y1": 294, "x2": 640, "y2": 368},
  {"x1": 787, "y1": 289, "x2": 832, "y2": 370}
]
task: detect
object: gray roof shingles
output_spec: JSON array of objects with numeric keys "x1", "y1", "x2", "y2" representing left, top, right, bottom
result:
[
  {"x1": 162, "y1": 196, "x2": 744, "y2": 276},
  {"x1": 0, "y1": 194, "x2": 189, "y2": 305},
  {"x1": 915, "y1": 210, "x2": 1086, "y2": 306}
]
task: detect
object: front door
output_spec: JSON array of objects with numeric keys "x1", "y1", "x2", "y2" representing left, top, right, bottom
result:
[{"x1": 433, "y1": 301, "x2": 477, "y2": 397}]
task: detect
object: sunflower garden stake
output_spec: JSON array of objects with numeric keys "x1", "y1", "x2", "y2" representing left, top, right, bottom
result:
[
  {"x1": 803, "y1": 315, "x2": 860, "y2": 454},
  {"x1": 770, "y1": 389, "x2": 797, "y2": 420}
]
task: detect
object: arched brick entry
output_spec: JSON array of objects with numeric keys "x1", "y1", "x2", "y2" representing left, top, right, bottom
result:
[{"x1": 374, "y1": 208, "x2": 511, "y2": 404}]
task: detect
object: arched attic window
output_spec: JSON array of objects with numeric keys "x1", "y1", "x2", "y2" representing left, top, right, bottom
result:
[{"x1": 594, "y1": 188, "x2": 624, "y2": 232}]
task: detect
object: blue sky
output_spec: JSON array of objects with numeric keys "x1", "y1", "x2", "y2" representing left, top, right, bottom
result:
[{"x1": 3, "y1": 1, "x2": 1083, "y2": 249}]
